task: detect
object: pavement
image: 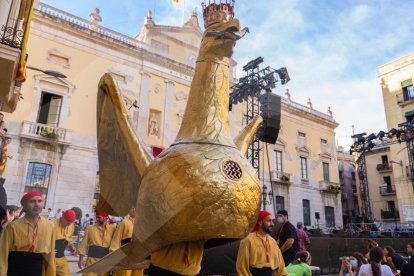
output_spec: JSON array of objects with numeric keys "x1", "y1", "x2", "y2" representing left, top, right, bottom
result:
[
  {"x1": 66, "y1": 255, "x2": 80, "y2": 276},
  {"x1": 66, "y1": 255, "x2": 337, "y2": 276}
]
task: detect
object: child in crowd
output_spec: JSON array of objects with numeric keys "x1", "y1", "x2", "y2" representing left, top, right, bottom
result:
[{"x1": 286, "y1": 251, "x2": 312, "y2": 276}]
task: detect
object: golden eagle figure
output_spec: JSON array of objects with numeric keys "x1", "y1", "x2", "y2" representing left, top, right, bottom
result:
[{"x1": 82, "y1": 4, "x2": 263, "y2": 273}]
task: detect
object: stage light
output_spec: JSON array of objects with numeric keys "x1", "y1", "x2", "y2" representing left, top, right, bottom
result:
[
  {"x1": 243, "y1": 57, "x2": 264, "y2": 72},
  {"x1": 351, "y1": 132, "x2": 367, "y2": 139},
  {"x1": 364, "y1": 141, "x2": 374, "y2": 151},
  {"x1": 357, "y1": 137, "x2": 366, "y2": 143},
  {"x1": 366, "y1": 133, "x2": 376, "y2": 142},
  {"x1": 377, "y1": 130, "x2": 386, "y2": 139},
  {"x1": 387, "y1": 128, "x2": 398, "y2": 137},
  {"x1": 276, "y1": 67, "x2": 290, "y2": 85}
]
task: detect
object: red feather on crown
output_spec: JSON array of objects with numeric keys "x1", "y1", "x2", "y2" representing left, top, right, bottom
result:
[{"x1": 202, "y1": 0, "x2": 235, "y2": 27}]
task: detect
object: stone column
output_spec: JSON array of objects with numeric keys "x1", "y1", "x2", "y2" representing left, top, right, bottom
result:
[
  {"x1": 138, "y1": 72, "x2": 151, "y2": 138},
  {"x1": 163, "y1": 79, "x2": 175, "y2": 147}
]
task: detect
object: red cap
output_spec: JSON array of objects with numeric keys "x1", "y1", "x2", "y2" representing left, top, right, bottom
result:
[
  {"x1": 20, "y1": 191, "x2": 42, "y2": 205},
  {"x1": 95, "y1": 210, "x2": 108, "y2": 218},
  {"x1": 252, "y1": 210, "x2": 272, "y2": 232},
  {"x1": 62, "y1": 209, "x2": 76, "y2": 223}
]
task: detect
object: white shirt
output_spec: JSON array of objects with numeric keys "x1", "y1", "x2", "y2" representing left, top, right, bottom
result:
[
  {"x1": 359, "y1": 264, "x2": 393, "y2": 276},
  {"x1": 47, "y1": 211, "x2": 55, "y2": 220}
]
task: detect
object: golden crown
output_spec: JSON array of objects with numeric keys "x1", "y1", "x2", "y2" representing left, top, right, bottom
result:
[{"x1": 202, "y1": 0, "x2": 235, "y2": 27}]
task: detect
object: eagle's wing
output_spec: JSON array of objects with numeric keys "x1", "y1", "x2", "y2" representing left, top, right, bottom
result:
[{"x1": 96, "y1": 73, "x2": 153, "y2": 216}]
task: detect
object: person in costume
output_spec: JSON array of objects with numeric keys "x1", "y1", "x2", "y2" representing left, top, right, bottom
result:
[
  {"x1": 78, "y1": 210, "x2": 115, "y2": 276},
  {"x1": 110, "y1": 207, "x2": 144, "y2": 276},
  {"x1": 148, "y1": 240, "x2": 205, "y2": 276},
  {"x1": 0, "y1": 191, "x2": 56, "y2": 276},
  {"x1": 236, "y1": 210, "x2": 288, "y2": 276},
  {"x1": 54, "y1": 209, "x2": 77, "y2": 276}
]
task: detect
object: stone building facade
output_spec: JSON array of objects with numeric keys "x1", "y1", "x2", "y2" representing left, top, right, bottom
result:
[
  {"x1": 3, "y1": 2, "x2": 343, "y2": 228},
  {"x1": 378, "y1": 52, "x2": 414, "y2": 222},
  {"x1": 337, "y1": 146, "x2": 359, "y2": 226}
]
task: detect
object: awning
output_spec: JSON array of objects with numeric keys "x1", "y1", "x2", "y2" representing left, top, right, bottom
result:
[
  {"x1": 405, "y1": 110, "x2": 414, "y2": 117},
  {"x1": 401, "y1": 79, "x2": 413, "y2": 88}
]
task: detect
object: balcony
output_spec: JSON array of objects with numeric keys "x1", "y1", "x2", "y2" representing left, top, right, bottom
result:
[
  {"x1": 319, "y1": 180, "x2": 342, "y2": 194},
  {"x1": 397, "y1": 93, "x2": 414, "y2": 107},
  {"x1": 379, "y1": 184, "x2": 396, "y2": 195},
  {"x1": 376, "y1": 163, "x2": 392, "y2": 173},
  {"x1": 381, "y1": 209, "x2": 399, "y2": 219},
  {"x1": 0, "y1": 0, "x2": 33, "y2": 112},
  {"x1": 20, "y1": 121, "x2": 72, "y2": 146},
  {"x1": 271, "y1": 170, "x2": 291, "y2": 185}
]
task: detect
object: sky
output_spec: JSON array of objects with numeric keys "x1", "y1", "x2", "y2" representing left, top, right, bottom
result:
[{"x1": 40, "y1": 0, "x2": 414, "y2": 149}]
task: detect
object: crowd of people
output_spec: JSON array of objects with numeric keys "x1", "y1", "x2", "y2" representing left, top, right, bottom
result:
[
  {"x1": 2, "y1": 192, "x2": 414, "y2": 276},
  {"x1": 0, "y1": 191, "x2": 143, "y2": 276},
  {"x1": 337, "y1": 239, "x2": 414, "y2": 276}
]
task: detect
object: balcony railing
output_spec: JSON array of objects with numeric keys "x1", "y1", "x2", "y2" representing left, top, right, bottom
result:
[
  {"x1": 20, "y1": 121, "x2": 71, "y2": 145},
  {"x1": 0, "y1": 0, "x2": 32, "y2": 49},
  {"x1": 379, "y1": 185, "x2": 396, "y2": 195},
  {"x1": 281, "y1": 97, "x2": 336, "y2": 123},
  {"x1": 319, "y1": 180, "x2": 342, "y2": 194},
  {"x1": 37, "y1": 3, "x2": 147, "y2": 51},
  {"x1": 381, "y1": 209, "x2": 399, "y2": 219},
  {"x1": 376, "y1": 163, "x2": 392, "y2": 172},
  {"x1": 396, "y1": 92, "x2": 414, "y2": 106},
  {"x1": 271, "y1": 170, "x2": 291, "y2": 185}
]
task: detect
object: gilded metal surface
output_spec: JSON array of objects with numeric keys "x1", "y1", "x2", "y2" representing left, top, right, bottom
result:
[
  {"x1": 83, "y1": 17, "x2": 262, "y2": 273},
  {"x1": 234, "y1": 115, "x2": 263, "y2": 155},
  {"x1": 96, "y1": 75, "x2": 153, "y2": 216}
]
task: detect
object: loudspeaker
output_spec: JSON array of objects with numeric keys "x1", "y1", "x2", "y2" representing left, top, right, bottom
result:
[
  {"x1": 315, "y1": 212, "x2": 320, "y2": 220},
  {"x1": 257, "y1": 93, "x2": 281, "y2": 144}
]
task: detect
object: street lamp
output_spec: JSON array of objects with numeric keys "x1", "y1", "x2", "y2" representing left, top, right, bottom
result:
[
  {"x1": 26, "y1": 66, "x2": 67, "y2": 79},
  {"x1": 262, "y1": 184, "x2": 273, "y2": 210}
]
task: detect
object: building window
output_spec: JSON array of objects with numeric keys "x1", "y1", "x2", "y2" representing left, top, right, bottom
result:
[
  {"x1": 323, "y1": 162, "x2": 330, "y2": 182},
  {"x1": 275, "y1": 196, "x2": 284, "y2": 212},
  {"x1": 381, "y1": 155, "x2": 389, "y2": 164},
  {"x1": 300, "y1": 157, "x2": 308, "y2": 179},
  {"x1": 274, "y1": 150, "x2": 283, "y2": 173},
  {"x1": 321, "y1": 139, "x2": 327, "y2": 144},
  {"x1": 325, "y1": 206, "x2": 335, "y2": 227},
  {"x1": 24, "y1": 162, "x2": 52, "y2": 206},
  {"x1": 37, "y1": 92, "x2": 63, "y2": 127},
  {"x1": 298, "y1": 132, "x2": 306, "y2": 137},
  {"x1": 402, "y1": 79, "x2": 414, "y2": 102},
  {"x1": 303, "y1": 199, "x2": 311, "y2": 226},
  {"x1": 383, "y1": 176, "x2": 392, "y2": 193},
  {"x1": 387, "y1": 200, "x2": 396, "y2": 212}
]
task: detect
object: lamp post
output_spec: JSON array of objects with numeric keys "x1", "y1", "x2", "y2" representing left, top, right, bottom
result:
[
  {"x1": 26, "y1": 66, "x2": 67, "y2": 78},
  {"x1": 262, "y1": 184, "x2": 273, "y2": 210}
]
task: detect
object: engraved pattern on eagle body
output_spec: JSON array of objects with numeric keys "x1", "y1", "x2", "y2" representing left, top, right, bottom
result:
[{"x1": 135, "y1": 143, "x2": 260, "y2": 243}]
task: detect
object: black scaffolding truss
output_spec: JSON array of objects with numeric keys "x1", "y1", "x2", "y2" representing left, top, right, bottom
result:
[
  {"x1": 229, "y1": 57, "x2": 289, "y2": 176},
  {"x1": 351, "y1": 124, "x2": 414, "y2": 222}
]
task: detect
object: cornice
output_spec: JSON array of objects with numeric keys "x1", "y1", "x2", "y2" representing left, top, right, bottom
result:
[
  {"x1": 146, "y1": 24, "x2": 203, "y2": 38},
  {"x1": 282, "y1": 101, "x2": 339, "y2": 129},
  {"x1": 143, "y1": 29, "x2": 200, "y2": 52},
  {"x1": 32, "y1": 10, "x2": 195, "y2": 78}
]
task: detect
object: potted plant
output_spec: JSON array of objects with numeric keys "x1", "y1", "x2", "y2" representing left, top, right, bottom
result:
[
  {"x1": 280, "y1": 174, "x2": 290, "y2": 182},
  {"x1": 327, "y1": 184, "x2": 342, "y2": 193},
  {"x1": 40, "y1": 129, "x2": 59, "y2": 147}
]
